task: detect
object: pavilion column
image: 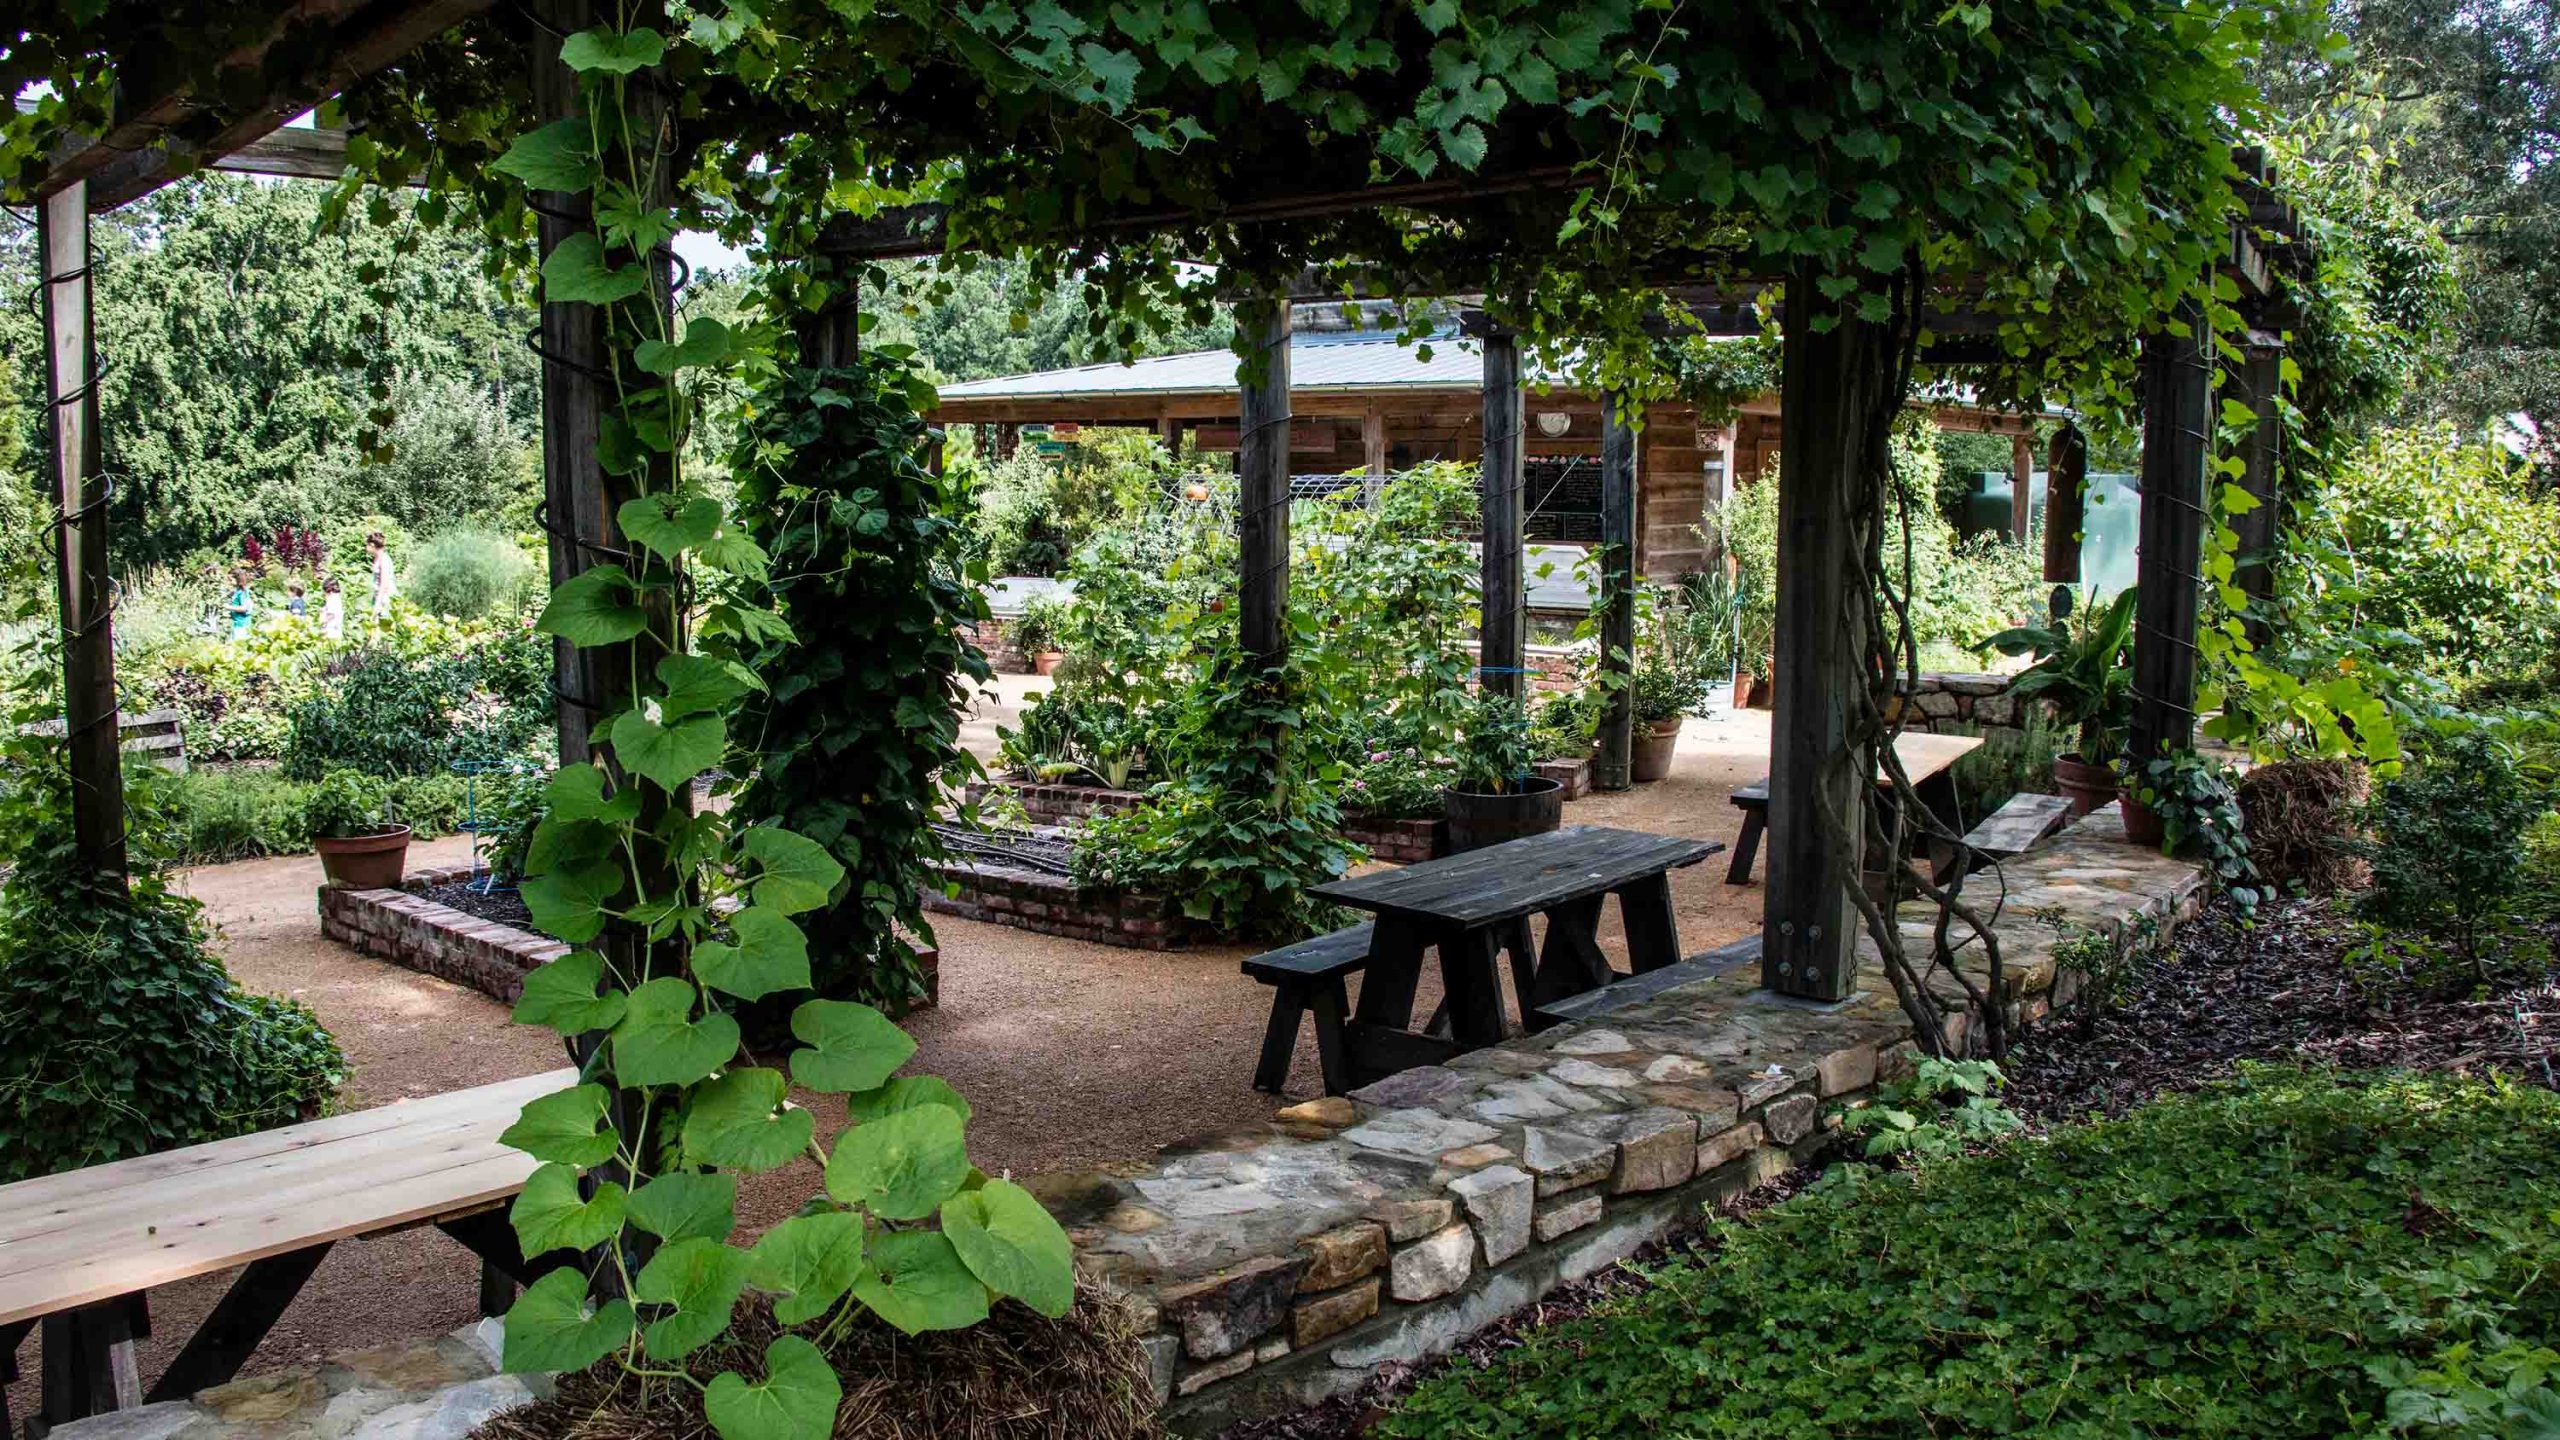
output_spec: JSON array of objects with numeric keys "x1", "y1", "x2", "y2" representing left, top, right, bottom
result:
[
  {"x1": 1477, "y1": 319, "x2": 1525, "y2": 701},
  {"x1": 1593, "y1": 397, "x2": 1638, "y2": 791},
  {"x1": 1157, "y1": 415, "x2": 1182, "y2": 457},
  {"x1": 2008, "y1": 432, "x2": 2035, "y2": 543},
  {"x1": 2042, "y1": 422, "x2": 2087, "y2": 587},
  {"x1": 2129, "y1": 302, "x2": 2211, "y2": 767},
  {"x1": 1699, "y1": 421, "x2": 1737, "y2": 573},
  {"x1": 37, "y1": 179, "x2": 127, "y2": 889},
  {"x1": 2230, "y1": 341, "x2": 2285, "y2": 646},
  {"x1": 1763, "y1": 278, "x2": 1893, "y2": 1002},
  {"x1": 1236, "y1": 293, "x2": 1292, "y2": 670},
  {"x1": 796, "y1": 264, "x2": 859, "y2": 370}
]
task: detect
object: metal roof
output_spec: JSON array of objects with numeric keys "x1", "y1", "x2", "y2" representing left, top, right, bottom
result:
[{"x1": 934, "y1": 329, "x2": 1575, "y2": 403}]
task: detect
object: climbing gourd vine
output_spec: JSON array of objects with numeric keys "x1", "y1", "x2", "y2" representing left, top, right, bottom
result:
[{"x1": 491, "y1": 19, "x2": 1071, "y2": 1440}]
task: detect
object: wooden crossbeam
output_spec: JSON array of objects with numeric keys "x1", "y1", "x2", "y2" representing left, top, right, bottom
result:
[{"x1": 206, "y1": 126, "x2": 358, "y2": 184}]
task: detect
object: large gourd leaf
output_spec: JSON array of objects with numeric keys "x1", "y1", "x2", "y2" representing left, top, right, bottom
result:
[{"x1": 824, "y1": 1104, "x2": 969, "y2": 1221}]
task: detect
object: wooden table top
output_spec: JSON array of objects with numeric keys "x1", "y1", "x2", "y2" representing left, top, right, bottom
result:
[
  {"x1": 0, "y1": 1068, "x2": 574, "y2": 1326},
  {"x1": 1881, "y1": 731, "x2": 1985, "y2": 786},
  {"x1": 1309, "y1": 825, "x2": 1723, "y2": 927}
]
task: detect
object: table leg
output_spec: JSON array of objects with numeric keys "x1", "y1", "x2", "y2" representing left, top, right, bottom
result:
[
  {"x1": 1618, "y1": 872, "x2": 1682, "y2": 974},
  {"x1": 1352, "y1": 914, "x2": 1429, "y2": 1031},
  {"x1": 1501, "y1": 917, "x2": 1538, "y2": 1031},
  {"x1": 35, "y1": 1297, "x2": 142, "y2": 1434},
  {"x1": 1530, "y1": 895, "x2": 1613, "y2": 1019},
  {"x1": 1437, "y1": 926, "x2": 1508, "y2": 1049},
  {"x1": 1914, "y1": 768, "x2": 1964, "y2": 882},
  {"x1": 2, "y1": 1317, "x2": 33, "y2": 1440},
  {"x1": 147, "y1": 1244, "x2": 332, "y2": 1403}
]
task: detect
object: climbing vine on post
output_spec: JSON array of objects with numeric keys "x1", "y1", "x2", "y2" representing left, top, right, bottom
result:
[{"x1": 494, "y1": 16, "x2": 1071, "y2": 1438}]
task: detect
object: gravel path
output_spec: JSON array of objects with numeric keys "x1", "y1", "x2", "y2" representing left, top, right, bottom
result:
[{"x1": 4, "y1": 700, "x2": 1775, "y2": 1419}]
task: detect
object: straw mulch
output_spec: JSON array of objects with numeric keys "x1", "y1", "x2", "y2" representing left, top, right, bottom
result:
[{"x1": 2237, "y1": 759, "x2": 2369, "y2": 896}]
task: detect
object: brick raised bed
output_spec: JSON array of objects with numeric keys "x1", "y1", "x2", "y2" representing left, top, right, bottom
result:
[
  {"x1": 324, "y1": 864, "x2": 939, "y2": 1005},
  {"x1": 966, "y1": 775, "x2": 1587, "y2": 864},
  {"x1": 922, "y1": 856, "x2": 1196, "y2": 950}
]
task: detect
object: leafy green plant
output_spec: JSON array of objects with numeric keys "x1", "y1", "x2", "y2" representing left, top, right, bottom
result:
[
  {"x1": 2356, "y1": 728, "x2": 2554, "y2": 987},
  {"x1": 408, "y1": 528, "x2": 538, "y2": 621},
  {"x1": 1006, "y1": 594, "x2": 1067, "y2": 659},
  {"x1": 476, "y1": 767, "x2": 551, "y2": 885},
  {"x1": 280, "y1": 643, "x2": 548, "y2": 780},
  {"x1": 1386, "y1": 1068, "x2": 2560, "y2": 1439},
  {"x1": 305, "y1": 769, "x2": 397, "y2": 839},
  {"x1": 1343, "y1": 746, "x2": 1452, "y2": 820},
  {"x1": 1627, "y1": 659, "x2": 1705, "y2": 727},
  {"x1": 2123, "y1": 749, "x2": 2263, "y2": 916},
  {"x1": 1454, "y1": 692, "x2": 1536, "y2": 794},
  {"x1": 1838, "y1": 1057, "x2": 2022, "y2": 1163},
  {"x1": 1979, "y1": 586, "x2": 2137, "y2": 765},
  {"x1": 1528, "y1": 686, "x2": 1602, "y2": 762}
]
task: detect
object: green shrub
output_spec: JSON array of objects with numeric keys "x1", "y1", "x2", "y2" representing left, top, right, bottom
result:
[
  {"x1": 281, "y1": 646, "x2": 545, "y2": 779},
  {"x1": 2359, "y1": 728, "x2": 2552, "y2": 978},
  {"x1": 163, "y1": 769, "x2": 316, "y2": 864},
  {"x1": 406, "y1": 528, "x2": 536, "y2": 621},
  {"x1": 306, "y1": 769, "x2": 396, "y2": 838},
  {"x1": 1387, "y1": 1068, "x2": 2560, "y2": 1440}
]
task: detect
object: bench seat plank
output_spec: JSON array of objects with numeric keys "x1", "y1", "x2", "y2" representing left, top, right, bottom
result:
[
  {"x1": 0, "y1": 1067, "x2": 573, "y2": 1326},
  {"x1": 1242, "y1": 923, "x2": 1374, "y2": 980},
  {"x1": 1963, "y1": 792, "x2": 2073, "y2": 857}
]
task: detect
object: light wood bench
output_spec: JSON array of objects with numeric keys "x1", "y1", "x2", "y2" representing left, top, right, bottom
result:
[
  {"x1": 1725, "y1": 732, "x2": 1987, "y2": 885},
  {"x1": 1937, "y1": 791, "x2": 2075, "y2": 882},
  {"x1": 0, "y1": 1067, "x2": 575, "y2": 1435}
]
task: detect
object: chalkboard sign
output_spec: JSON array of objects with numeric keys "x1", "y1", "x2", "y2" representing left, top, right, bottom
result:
[{"x1": 1525, "y1": 457, "x2": 1602, "y2": 542}]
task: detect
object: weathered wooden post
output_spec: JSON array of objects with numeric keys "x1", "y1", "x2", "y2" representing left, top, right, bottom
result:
[
  {"x1": 1475, "y1": 315, "x2": 1525, "y2": 700},
  {"x1": 2230, "y1": 341, "x2": 2285, "y2": 646},
  {"x1": 37, "y1": 179, "x2": 127, "y2": 889},
  {"x1": 1594, "y1": 396, "x2": 1638, "y2": 791},
  {"x1": 2008, "y1": 431, "x2": 2035, "y2": 543},
  {"x1": 1763, "y1": 278, "x2": 1892, "y2": 1002},
  {"x1": 1237, "y1": 292, "x2": 1292, "y2": 670},
  {"x1": 2129, "y1": 303, "x2": 2211, "y2": 766},
  {"x1": 2042, "y1": 422, "x2": 2087, "y2": 586},
  {"x1": 796, "y1": 262, "x2": 860, "y2": 370}
]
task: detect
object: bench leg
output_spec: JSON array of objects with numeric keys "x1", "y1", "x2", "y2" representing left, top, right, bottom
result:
[
  {"x1": 1252, "y1": 982, "x2": 1309, "y2": 1094},
  {"x1": 2, "y1": 1317, "x2": 32, "y2": 1440},
  {"x1": 146, "y1": 1245, "x2": 331, "y2": 1404},
  {"x1": 35, "y1": 1297, "x2": 142, "y2": 1435},
  {"x1": 1310, "y1": 977, "x2": 1355, "y2": 1096},
  {"x1": 1726, "y1": 807, "x2": 1765, "y2": 884}
]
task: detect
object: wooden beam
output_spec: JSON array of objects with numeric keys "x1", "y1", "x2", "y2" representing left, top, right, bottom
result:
[
  {"x1": 58, "y1": 0, "x2": 496, "y2": 212},
  {"x1": 1237, "y1": 294, "x2": 1292, "y2": 669},
  {"x1": 206, "y1": 126, "x2": 357, "y2": 184},
  {"x1": 1478, "y1": 322, "x2": 1526, "y2": 701},
  {"x1": 1361, "y1": 404, "x2": 1388, "y2": 476},
  {"x1": 2130, "y1": 304, "x2": 2210, "y2": 767},
  {"x1": 38, "y1": 180, "x2": 128, "y2": 890},
  {"x1": 2230, "y1": 343, "x2": 2284, "y2": 647},
  {"x1": 1762, "y1": 273, "x2": 1889, "y2": 1003},
  {"x1": 2042, "y1": 423, "x2": 2087, "y2": 585},
  {"x1": 1594, "y1": 398, "x2": 1638, "y2": 792},
  {"x1": 2008, "y1": 432, "x2": 2034, "y2": 543}
]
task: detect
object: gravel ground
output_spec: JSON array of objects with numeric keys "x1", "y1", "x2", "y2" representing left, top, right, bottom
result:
[{"x1": 4, "y1": 700, "x2": 1777, "y2": 1421}]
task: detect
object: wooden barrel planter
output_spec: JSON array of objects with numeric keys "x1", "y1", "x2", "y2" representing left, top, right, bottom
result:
[{"x1": 1443, "y1": 777, "x2": 1565, "y2": 853}]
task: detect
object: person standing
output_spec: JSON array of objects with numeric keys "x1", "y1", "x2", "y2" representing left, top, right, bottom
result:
[
  {"x1": 320, "y1": 576, "x2": 346, "y2": 641},
  {"x1": 226, "y1": 568, "x2": 254, "y2": 640},
  {"x1": 285, "y1": 580, "x2": 309, "y2": 618},
  {"x1": 366, "y1": 531, "x2": 396, "y2": 619}
]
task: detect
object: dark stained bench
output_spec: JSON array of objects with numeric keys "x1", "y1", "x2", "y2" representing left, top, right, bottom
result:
[
  {"x1": 1243, "y1": 923, "x2": 1373, "y2": 1096},
  {"x1": 1533, "y1": 934, "x2": 1764, "y2": 1028}
]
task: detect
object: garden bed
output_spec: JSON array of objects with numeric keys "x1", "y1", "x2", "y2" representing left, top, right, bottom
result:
[
  {"x1": 923, "y1": 829, "x2": 1200, "y2": 949},
  {"x1": 962, "y1": 772, "x2": 1593, "y2": 866}
]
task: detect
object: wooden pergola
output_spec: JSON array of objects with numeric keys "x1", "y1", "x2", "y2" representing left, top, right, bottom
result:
[{"x1": 23, "y1": 0, "x2": 2296, "y2": 1044}]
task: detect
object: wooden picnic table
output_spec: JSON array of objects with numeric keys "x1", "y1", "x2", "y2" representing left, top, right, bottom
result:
[
  {"x1": 1726, "y1": 731, "x2": 1985, "y2": 884},
  {"x1": 1305, "y1": 825, "x2": 1722, "y2": 1084},
  {"x1": 0, "y1": 1067, "x2": 574, "y2": 1436}
]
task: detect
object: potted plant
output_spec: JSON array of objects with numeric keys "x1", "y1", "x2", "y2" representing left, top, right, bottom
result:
[
  {"x1": 1444, "y1": 692, "x2": 1564, "y2": 852},
  {"x1": 1010, "y1": 595, "x2": 1068, "y2": 676},
  {"x1": 1628, "y1": 660, "x2": 1706, "y2": 782},
  {"x1": 309, "y1": 768, "x2": 410, "y2": 888},
  {"x1": 1979, "y1": 587, "x2": 2136, "y2": 817}
]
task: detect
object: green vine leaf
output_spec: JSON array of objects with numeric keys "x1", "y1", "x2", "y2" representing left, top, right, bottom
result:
[
  {"x1": 942, "y1": 1178, "x2": 1075, "y2": 1318},
  {"x1": 513, "y1": 950, "x2": 626, "y2": 1034},
  {"x1": 635, "y1": 317, "x2": 743, "y2": 376},
  {"x1": 682, "y1": 1067, "x2": 816, "y2": 1173},
  {"x1": 612, "y1": 978, "x2": 742, "y2": 1088},
  {"x1": 608, "y1": 708, "x2": 728, "y2": 792},
  {"x1": 499, "y1": 1084, "x2": 619, "y2": 1167},
  {"x1": 626, "y1": 1170, "x2": 738, "y2": 1243},
  {"x1": 695, "y1": 525, "x2": 771, "y2": 581},
  {"x1": 619, "y1": 492, "x2": 725, "y2": 561},
  {"x1": 852, "y1": 1230, "x2": 991, "y2": 1335},
  {"x1": 560, "y1": 25, "x2": 667, "y2": 75},
  {"x1": 538, "y1": 564, "x2": 649, "y2": 647},
  {"x1": 741, "y1": 827, "x2": 846, "y2": 915},
  {"x1": 788, "y1": 1000, "x2": 916, "y2": 1094},
  {"x1": 545, "y1": 763, "x2": 641, "y2": 825},
  {"x1": 512, "y1": 1162, "x2": 628, "y2": 1257},
  {"x1": 843, "y1": 1075, "x2": 973, "y2": 1124},
  {"x1": 491, "y1": 119, "x2": 600, "y2": 194},
  {"x1": 747, "y1": 1211, "x2": 872, "y2": 1326},
  {"x1": 541, "y1": 233, "x2": 651, "y2": 305},
  {"x1": 502, "y1": 1268, "x2": 636, "y2": 1375},
  {"x1": 702, "y1": 1335, "x2": 842, "y2": 1440},
  {"x1": 659, "y1": 653, "x2": 763, "y2": 720},
  {"x1": 633, "y1": 1236, "x2": 754, "y2": 1360},
  {"x1": 825, "y1": 1103, "x2": 970, "y2": 1220},
  {"x1": 695, "y1": 905, "x2": 812, "y2": 1002},
  {"x1": 519, "y1": 859, "x2": 623, "y2": 945}
]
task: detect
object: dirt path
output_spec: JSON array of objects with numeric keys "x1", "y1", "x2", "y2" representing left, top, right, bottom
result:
[{"x1": 6, "y1": 700, "x2": 1775, "y2": 1419}]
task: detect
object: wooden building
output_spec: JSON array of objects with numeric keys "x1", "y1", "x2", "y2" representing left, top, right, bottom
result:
[{"x1": 931, "y1": 304, "x2": 2044, "y2": 578}]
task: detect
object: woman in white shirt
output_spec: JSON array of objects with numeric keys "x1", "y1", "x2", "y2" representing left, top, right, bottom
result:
[{"x1": 366, "y1": 531, "x2": 395, "y2": 618}]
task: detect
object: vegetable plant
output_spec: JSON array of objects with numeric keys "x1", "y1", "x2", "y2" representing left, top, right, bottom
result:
[
  {"x1": 305, "y1": 769, "x2": 397, "y2": 839},
  {"x1": 1455, "y1": 692, "x2": 1537, "y2": 794}
]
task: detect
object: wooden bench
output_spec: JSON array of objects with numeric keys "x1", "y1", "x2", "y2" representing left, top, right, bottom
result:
[
  {"x1": 1938, "y1": 791, "x2": 2075, "y2": 881},
  {"x1": 0, "y1": 1067, "x2": 575, "y2": 1435},
  {"x1": 1533, "y1": 934, "x2": 1764, "y2": 1028},
  {"x1": 20, "y1": 708, "x2": 186, "y2": 775},
  {"x1": 1724, "y1": 733, "x2": 1986, "y2": 885},
  {"x1": 1243, "y1": 924, "x2": 1372, "y2": 1097}
]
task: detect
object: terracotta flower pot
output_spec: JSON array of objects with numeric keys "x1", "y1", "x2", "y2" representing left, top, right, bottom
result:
[
  {"x1": 1443, "y1": 777, "x2": 1565, "y2": 854},
  {"x1": 315, "y1": 825, "x2": 412, "y2": 889},
  {"x1": 1031, "y1": 650, "x2": 1065, "y2": 676},
  {"x1": 2050, "y1": 753, "x2": 2119, "y2": 819},
  {"x1": 2119, "y1": 792, "x2": 2167, "y2": 848},
  {"x1": 1630, "y1": 718, "x2": 1683, "y2": 783}
]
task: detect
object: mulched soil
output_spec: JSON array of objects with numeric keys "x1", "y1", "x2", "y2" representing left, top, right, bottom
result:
[
  {"x1": 417, "y1": 878, "x2": 536, "y2": 931},
  {"x1": 1224, "y1": 892, "x2": 2560, "y2": 1440}
]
